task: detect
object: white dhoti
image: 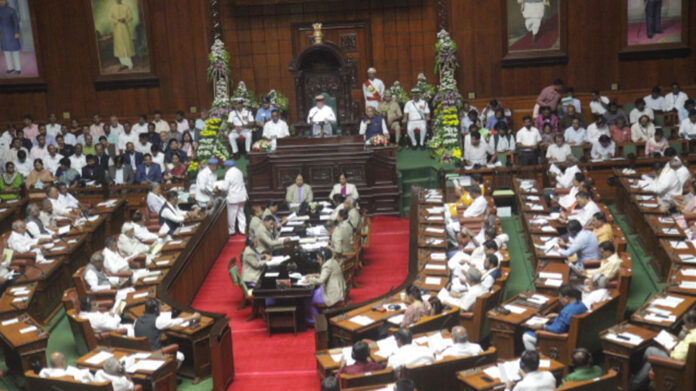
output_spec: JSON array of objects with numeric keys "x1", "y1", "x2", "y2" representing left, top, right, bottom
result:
[
  {"x1": 407, "y1": 120, "x2": 427, "y2": 146},
  {"x1": 228, "y1": 129, "x2": 252, "y2": 153},
  {"x1": 522, "y1": 2, "x2": 545, "y2": 35},
  {"x1": 3, "y1": 51, "x2": 20, "y2": 72},
  {"x1": 226, "y1": 201, "x2": 246, "y2": 235}
]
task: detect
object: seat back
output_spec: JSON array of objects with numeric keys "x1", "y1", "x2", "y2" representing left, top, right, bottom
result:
[
  {"x1": 649, "y1": 342, "x2": 696, "y2": 391},
  {"x1": 462, "y1": 285, "x2": 502, "y2": 342},
  {"x1": 63, "y1": 288, "x2": 79, "y2": 312},
  {"x1": 339, "y1": 368, "x2": 395, "y2": 389},
  {"x1": 24, "y1": 371, "x2": 114, "y2": 391},
  {"x1": 108, "y1": 333, "x2": 151, "y2": 351},
  {"x1": 403, "y1": 347, "x2": 497, "y2": 391},
  {"x1": 556, "y1": 369, "x2": 618, "y2": 390},
  {"x1": 66, "y1": 309, "x2": 99, "y2": 355},
  {"x1": 406, "y1": 307, "x2": 460, "y2": 336},
  {"x1": 73, "y1": 266, "x2": 89, "y2": 297},
  {"x1": 615, "y1": 267, "x2": 632, "y2": 322},
  {"x1": 622, "y1": 143, "x2": 637, "y2": 158}
]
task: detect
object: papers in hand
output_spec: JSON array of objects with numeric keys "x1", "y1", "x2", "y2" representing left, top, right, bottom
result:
[
  {"x1": 487, "y1": 360, "x2": 521, "y2": 382},
  {"x1": 85, "y1": 351, "x2": 114, "y2": 365},
  {"x1": 348, "y1": 315, "x2": 374, "y2": 326},
  {"x1": 267, "y1": 255, "x2": 290, "y2": 267},
  {"x1": 654, "y1": 330, "x2": 678, "y2": 351}
]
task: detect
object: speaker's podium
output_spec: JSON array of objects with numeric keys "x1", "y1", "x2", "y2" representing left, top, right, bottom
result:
[{"x1": 247, "y1": 136, "x2": 400, "y2": 215}]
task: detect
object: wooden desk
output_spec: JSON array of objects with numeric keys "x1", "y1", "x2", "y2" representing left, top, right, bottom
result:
[
  {"x1": 534, "y1": 262, "x2": 568, "y2": 296},
  {"x1": 92, "y1": 198, "x2": 128, "y2": 236},
  {"x1": 631, "y1": 292, "x2": 696, "y2": 332},
  {"x1": 667, "y1": 264, "x2": 696, "y2": 296},
  {"x1": 329, "y1": 294, "x2": 407, "y2": 346},
  {"x1": 0, "y1": 283, "x2": 36, "y2": 320},
  {"x1": 600, "y1": 322, "x2": 658, "y2": 391},
  {"x1": 488, "y1": 293, "x2": 559, "y2": 359},
  {"x1": 164, "y1": 312, "x2": 215, "y2": 382},
  {"x1": 76, "y1": 347, "x2": 177, "y2": 391},
  {"x1": 0, "y1": 314, "x2": 48, "y2": 374},
  {"x1": 456, "y1": 355, "x2": 565, "y2": 391},
  {"x1": 14, "y1": 256, "x2": 68, "y2": 323}
]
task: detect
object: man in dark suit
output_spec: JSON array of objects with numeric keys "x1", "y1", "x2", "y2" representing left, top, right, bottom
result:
[
  {"x1": 94, "y1": 144, "x2": 110, "y2": 171},
  {"x1": 108, "y1": 155, "x2": 134, "y2": 185},
  {"x1": 123, "y1": 142, "x2": 143, "y2": 168},
  {"x1": 81, "y1": 155, "x2": 106, "y2": 185},
  {"x1": 135, "y1": 154, "x2": 162, "y2": 184}
]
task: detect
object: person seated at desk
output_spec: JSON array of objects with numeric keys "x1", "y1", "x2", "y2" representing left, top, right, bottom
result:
[
  {"x1": 81, "y1": 155, "x2": 107, "y2": 186},
  {"x1": 14, "y1": 150, "x2": 32, "y2": 177},
  {"x1": 359, "y1": 106, "x2": 389, "y2": 144},
  {"x1": 630, "y1": 309, "x2": 696, "y2": 390},
  {"x1": 256, "y1": 215, "x2": 289, "y2": 253},
  {"x1": 450, "y1": 174, "x2": 485, "y2": 215},
  {"x1": 562, "y1": 348, "x2": 604, "y2": 384},
  {"x1": 94, "y1": 357, "x2": 135, "y2": 391},
  {"x1": 241, "y1": 236, "x2": 269, "y2": 287},
  {"x1": 329, "y1": 173, "x2": 359, "y2": 202},
  {"x1": 0, "y1": 162, "x2": 22, "y2": 200},
  {"x1": 285, "y1": 174, "x2": 313, "y2": 205},
  {"x1": 78, "y1": 295, "x2": 133, "y2": 336},
  {"x1": 117, "y1": 222, "x2": 151, "y2": 259},
  {"x1": 488, "y1": 122, "x2": 516, "y2": 161},
  {"x1": 400, "y1": 284, "x2": 433, "y2": 327},
  {"x1": 146, "y1": 182, "x2": 166, "y2": 215},
  {"x1": 590, "y1": 135, "x2": 615, "y2": 160},
  {"x1": 679, "y1": 109, "x2": 696, "y2": 139},
  {"x1": 343, "y1": 197, "x2": 361, "y2": 229},
  {"x1": 645, "y1": 128, "x2": 668, "y2": 157},
  {"x1": 556, "y1": 220, "x2": 600, "y2": 270},
  {"x1": 102, "y1": 236, "x2": 144, "y2": 281},
  {"x1": 438, "y1": 268, "x2": 488, "y2": 311},
  {"x1": 25, "y1": 203, "x2": 55, "y2": 239},
  {"x1": 83, "y1": 252, "x2": 132, "y2": 310},
  {"x1": 463, "y1": 131, "x2": 491, "y2": 167},
  {"x1": 39, "y1": 352, "x2": 94, "y2": 383},
  {"x1": 449, "y1": 239, "x2": 501, "y2": 282},
  {"x1": 522, "y1": 285, "x2": 588, "y2": 352},
  {"x1": 330, "y1": 210, "x2": 354, "y2": 256},
  {"x1": 563, "y1": 118, "x2": 587, "y2": 146},
  {"x1": 460, "y1": 185, "x2": 487, "y2": 218},
  {"x1": 8, "y1": 220, "x2": 50, "y2": 254},
  {"x1": 670, "y1": 156, "x2": 690, "y2": 190},
  {"x1": 602, "y1": 101, "x2": 627, "y2": 126},
  {"x1": 590, "y1": 212, "x2": 613, "y2": 243},
  {"x1": 38, "y1": 199, "x2": 59, "y2": 231},
  {"x1": 247, "y1": 205, "x2": 264, "y2": 239},
  {"x1": 437, "y1": 326, "x2": 483, "y2": 360},
  {"x1": 504, "y1": 350, "x2": 557, "y2": 391},
  {"x1": 302, "y1": 248, "x2": 346, "y2": 323},
  {"x1": 262, "y1": 200, "x2": 286, "y2": 232},
  {"x1": 631, "y1": 114, "x2": 655, "y2": 143},
  {"x1": 25, "y1": 158, "x2": 55, "y2": 189},
  {"x1": 307, "y1": 94, "x2": 336, "y2": 137},
  {"x1": 676, "y1": 181, "x2": 696, "y2": 219},
  {"x1": 609, "y1": 117, "x2": 631, "y2": 144},
  {"x1": 163, "y1": 153, "x2": 186, "y2": 183},
  {"x1": 481, "y1": 254, "x2": 501, "y2": 290},
  {"x1": 546, "y1": 133, "x2": 573, "y2": 164},
  {"x1": 108, "y1": 155, "x2": 135, "y2": 186},
  {"x1": 641, "y1": 161, "x2": 682, "y2": 204},
  {"x1": 159, "y1": 190, "x2": 198, "y2": 236},
  {"x1": 130, "y1": 211, "x2": 162, "y2": 242},
  {"x1": 629, "y1": 98, "x2": 654, "y2": 125},
  {"x1": 581, "y1": 274, "x2": 610, "y2": 309},
  {"x1": 563, "y1": 191, "x2": 600, "y2": 228},
  {"x1": 134, "y1": 298, "x2": 200, "y2": 365},
  {"x1": 586, "y1": 117, "x2": 610, "y2": 144},
  {"x1": 261, "y1": 109, "x2": 289, "y2": 151},
  {"x1": 135, "y1": 154, "x2": 162, "y2": 185},
  {"x1": 335, "y1": 340, "x2": 385, "y2": 376},
  {"x1": 386, "y1": 328, "x2": 435, "y2": 370},
  {"x1": 54, "y1": 157, "x2": 80, "y2": 187}
]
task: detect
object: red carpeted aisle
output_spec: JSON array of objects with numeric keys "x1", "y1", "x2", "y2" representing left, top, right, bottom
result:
[{"x1": 191, "y1": 216, "x2": 410, "y2": 390}]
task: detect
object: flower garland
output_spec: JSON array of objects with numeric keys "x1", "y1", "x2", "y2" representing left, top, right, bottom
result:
[
  {"x1": 251, "y1": 139, "x2": 273, "y2": 152},
  {"x1": 414, "y1": 73, "x2": 436, "y2": 105},
  {"x1": 196, "y1": 118, "x2": 230, "y2": 162},
  {"x1": 389, "y1": 81, "x2": 409, "y2": 106},
  {"x1": 266, "y1": 89, "x2": 289, "y2": 113},
  {"x1": 232, "y1": 81, "x2": 258, "y2": 110},
  {"x1": 367, "y1": 134, "x2": 389, "y2": 147},
  {"x1": 427, "y1": 30, "x2": 464, "y2": 164}
]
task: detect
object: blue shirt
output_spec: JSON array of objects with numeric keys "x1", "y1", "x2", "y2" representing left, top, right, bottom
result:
[
  {"x1": 545, "y1": 301, "x2": 588, "y2": 334},
  {"x1": 559, "y1": 230, "x2": 599, "y2": 268},
  {"x1": 255, "y1": 107, "x2": 277, "y2": 125}
]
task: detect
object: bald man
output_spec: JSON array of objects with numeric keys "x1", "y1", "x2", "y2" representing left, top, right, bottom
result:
[
  {"x1": 39, "y1": 352, "x2": 94, "y2": 383},
  {"x1": 437, "y1": 326, "x2": 483, "y2": 359}
]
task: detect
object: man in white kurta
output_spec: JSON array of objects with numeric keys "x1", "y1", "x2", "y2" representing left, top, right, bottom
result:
[
  {"x1": 95, "y1": 358, "x2": 135, "y2": 391},
  {"x1": 663, "y1": 83, "x2": 689, "y2": 112},
  {"x1": 404, "y1": 88, "x2": 431, "y2": 148},
  {"x1": 8, "y1": 221, "x2": 44, "y2": 253},
  {"x1": 117, "y1": 222, "x2": 150, "y2": 258},
  {"x1": 362, "y1": 67, "x2": 385, "y2": 111},
  {"x1": 194, "y1": 159, "x2": 218, "y2": 206},
  {"x1": 40, "y1": 352, "x2": 94, "y2": 383},
  {"x1": 221, "y1": 160, "x2": 248, "y2": 235},
  {"x1": 641, "y1": 162, "x2": 682, "y2": 203},
  {"x1": 307, "y1": 95, "x2": 336, "y2": 137},
  {"x1": 262, "y1": 110, "x2": 290, "y2": 150},
  {"x1": 227, "y1": 99, "x2": 253, "y2": 155}
]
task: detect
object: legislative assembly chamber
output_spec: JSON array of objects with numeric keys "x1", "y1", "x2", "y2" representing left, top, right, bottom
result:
[{"x1": 0, "y1": 0, "x2": 695, "y2": 390}]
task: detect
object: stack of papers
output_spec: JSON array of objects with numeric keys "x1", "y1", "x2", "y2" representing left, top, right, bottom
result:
[
  {"x1": 605, "y1": 332, "x2": 643, "y2": 346},
  {"x1": 58, "y1": 225, "x2": 71, "y2": 235},
  {"x1": 348, "y1": 315, "x2": 374, "y2": 326},
  {"x1": 425, "y1": 264, "x2": 446, "y2": 270},
  {"x1": 545, "y1": 279, "x2": 563, "y2": 287},
  {"x1": 654, "y1": 330, "x2": 678, "y2": 351},
  {"x1": 430, "y1": 253, "x2": 446, "y2": 261},
  {"x1": 85, "y1": 351, "x2": 114, "y2": 365},
  {"x1": 670, "y1": 241, "x2": 688, "y2": 249},
  {"x1": 662, "y1": 228, "x2": 680, "y2": 235},
  {"x1": 525, "y1": 316, "x2": 549, "y2": 326},
  {"x1": 424, "y1": 277, "x2": 442, "y2": 285},
  {"x1": 678, "y1": 254, "x2": 696, "y2": 263},
  {"x1": 652, "y1": 296, "x2": 684, "y2": 308},
  {"x1": 387, "y1": 314, "x2": 405, "y2": 325},
  {"x1": 375, "y1": 336, "x2": 398, "y2": 358},
  {"x1": 679, "y1": 281, "x2": 696, "y2": 289},
  {"x1": 539, "y1": 272, "x2": 563, "y2": 280},
  {"x1": 503, "y1": 304, "x2": 527, "y2": 314},
  {"x1": 425, "y1": 227, "x2": 445, "y2": 234},
  {"x1": 680, "y1": 269, "x2": 696, "y2": 276}
]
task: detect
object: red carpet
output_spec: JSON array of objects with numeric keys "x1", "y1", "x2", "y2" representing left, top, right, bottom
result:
[{"x1": 190, "y1": 216, "x2": 410, "y2": 390}]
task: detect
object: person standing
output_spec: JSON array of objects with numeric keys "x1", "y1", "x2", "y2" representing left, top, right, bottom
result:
[
  {"x1": 221, "y1": 160, "x2": 247, "y2": 236},
  {"x1": 534, "y1": 79, "x2": 563, "y2": 117},
  {"x1": 362, "y1": 67, "x2": 385, "y2": 111},
  {"x1": 403, "y1": 88, "x2": 430, "y2": 149},
  {"x1": 194, "y1": 158, "x2": 218, "y2": 206},
  {"x1": 109, "y1": 0, "x2": 135, "y2": 71},
  {"x1": 516, "y1": 116, "x2": 542, "y2": 165},
  {"x1": 0, "y1": 0, "x2": 21, "y2": 74}
]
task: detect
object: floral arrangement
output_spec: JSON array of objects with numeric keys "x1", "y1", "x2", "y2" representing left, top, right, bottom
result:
[
  {"x1": 428, "y1": 30, "x2": 464, "y2": 164},
  {"x1": 252, "y1": 139, "x2": 273, "y2": 152},
  {"x1": 414, "y1": 73, "x2": 436, "y2": 104},
  {"x1": 389, "y1": 81, "x2": 409, "y2": 106},
  {"x1": 232, "y1": 81, "x2": 258, "y2": 109},
  {"x1": 367, "y1": 134, "x2": 389, "y2": 147},
  {"x1": 266, "y1": 89, "x2": 289, "y2": 113},
  {"x1": 186, "y1": 161, "x2": 199, "y2": 179},
  {"x1": 196, "y1": 118, "x2": 230, "y2": 162},
  {"x1": 208, "y1": 39, "x2": 233, "y2": 119}
]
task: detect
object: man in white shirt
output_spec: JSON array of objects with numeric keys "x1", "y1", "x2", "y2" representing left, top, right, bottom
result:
[
  {"x1": 89, "y1": 114, "x2": 105, "y2": 139},
  {"x1": 117, "y1": 122, "x2": 139, "y2": 155},
  {"x1": 582, "y1": 274, "x2": 610, "y2": 310},
  {"x1": 403, "y1": 88, "x2": 431, "y2": 149},
  {"x1": 679, "y1": 110, "x2": 696, "y2": 139},
  {"x1": 629, "y1": 98, "x2": 654, "y2": 124},
  {"x1": 135, "y1": 133, "x2": 152, "y2": 155},
  {"x1": 102, "y1": 236, "x2": 140, "y2": 277},
  {"x1": 78, "y1": 295, "x2": 134, "y2": 336},
  {"x1": 644, "y1": 86, "x2": 666, "y2": 112},
  {"x1": 262, "y1": 110, "x2": 290, "y2": 150},
  {"x1": 362, "y1": 67, "x2": 385, "y2": 111},
  {"x1": 117, "y1": 222, "x2": 150, "y2": 258},
  {"x1": 46, "y1": 113, "x2": 61, "y2": 138},
  {"x1": 220, "y1": 160, "x2": 248, "y2": 235},
  {"x1": 438, "y1": 268, "x2": 488, "y2": 311},
  {"x1": 671, "y1": 157, "x2": 690, "y2": 189},
  {"x1": 586, "y1": 117, "x2": 610, "y2": 144},
  {"x1": 488, "y1": 123, "x2": 516, "y2": 156},
  {"x1": 39, "y1": 352, "x2": 94, "y2": 383},
  {"x1": 43, "y1": 144, "x2": 63, "y2": 175},
  {"x1": 516, "y1": 116, "x2": 541, "y2": 165},
  {"x1": 14, "y1": 150, "x2": 32, "y2": 177},
  {"x1": 25, "y1": 203, "x2": 55, "y2": 239},
  {"x1": 95, "y1": 358, "x2": 135, "y2": 391},
  {"x1": 589, "y1": 90, "x2": 609, "y2": 115},
  {"x1": 131, "y1": 114, "x2": 149, "y2": 136},
  {"x1": 463, "y1": 131, "x2": 490, "y2": 166},
  {"x1": 46, "y1": 185, "x2": 79, "y2": 219},
  {"x1": 8, "y1": 220, "x2": 47, "y2": 253},
  {"x1": 307, "y1": 95, "x2": 336, "y2": 137},
  {"x1": 504, "y1": 350, "x2": 556, "y2": 391},
  {"x1": 546, "y1": 133, "x2": 572, "y2": 163},
  {"x1": 69, "y1": 144, "x2": 87, "y2": 173},
  {"x1": 29, "y1": 134, "x2": 49, "y2": 161},
  {"x1": 194, "y1": 158, "x2": 218, "y2": 206},
  {"x1": 590, "y1": 135, "x2": 615, "y2": 160},
  {"x1": 152, "y1": 111, "x2": 169, "y2": 133},
  {"x1": 462, "y1": 186, "x2": 488, "y2": 218},
  {"x1": 227, "y1": 98, "x2": 254, "y2": 157},
  {"x1": 642, "y1": 161, "x2": 681, "y2": 203},
  {"x1": 131, "y1": 211, "x2": 162, "y2": 242},
  {"x1": 386, "y1": 328, "x2": 435, "y2": 370},
  {"x1": 109, "y1": 116, "x2": 125, "y2": 139},
  {"x1": 437, "y1": 326, "x2": 483, "y2": 360},
  {"x1": 568, "y1": 191, "x2": 600, "y2": 227},
  {"x1": 663, "y1": 82, "x2": 689, "y2": 112},
  {"x1": 146, "y1": 183, "x2": 165, "y2": 214}
]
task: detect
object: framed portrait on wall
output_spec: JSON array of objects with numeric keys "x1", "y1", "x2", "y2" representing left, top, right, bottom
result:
[
  {"x1": 0, "y1": 0, "x2": 45, "y2": 92},
  {"x1": 620, "y1": 0, "x2": 690, "y2": 60},
  {"x1": 502, "y1": 0, "x2": 568, "y2": 67},
  {"x1": 88, "y1": 0, "x2": 158, "y2": 89}
]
